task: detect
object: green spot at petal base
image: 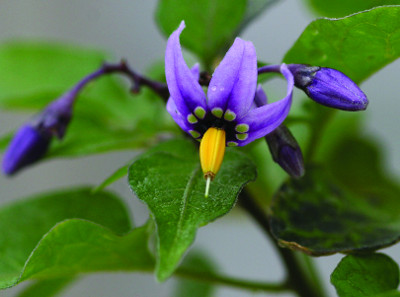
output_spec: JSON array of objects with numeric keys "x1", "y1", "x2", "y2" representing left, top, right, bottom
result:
[
  {"x1": 236, "y1": 133, "x2": 248, "y2": 141},
  {"x1": 227, "y1": 141, "x2": 238, "y2": 147},
  {"x1": 235, "y1": 124, "x2": 249, "y2": 133},
  {"x1": 187, "y1": 114, "x2": 198, "y2": 124},
  {"x1": 194, "y1": 107, "x2": 206, "y2": 119},
  {"x1": 224, "y1": 110, "x2": 236, "y2": 121},
  {"x1": 211, "y1": 108, "x2": 223, "y2": 118}
]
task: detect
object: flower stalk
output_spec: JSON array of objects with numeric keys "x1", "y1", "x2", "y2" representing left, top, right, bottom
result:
[{"x1": 2, "y1": 61, "x2": 169, "y2": 175}]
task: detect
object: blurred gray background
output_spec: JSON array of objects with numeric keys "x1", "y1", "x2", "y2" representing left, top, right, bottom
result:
[{"x1": 0, "y1": 0, "x2": 399, "y2": 296}]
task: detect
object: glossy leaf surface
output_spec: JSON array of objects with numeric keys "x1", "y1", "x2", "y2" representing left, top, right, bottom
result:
[
  {"x1": 284, "y1": 6, "x2": 400, "y2": 83},
  {"x1": 331, "y1": 253, "x2": 399, "y2": 297},
  {"x1": 269, "y1": 133, "x2": 400, "y2": 254},
  {"x1": 128, "y1": 139, "x2": 257, "y2": 280},
  {"x1": 304, "y1": 0, "x2": 400, "y2": 18}
]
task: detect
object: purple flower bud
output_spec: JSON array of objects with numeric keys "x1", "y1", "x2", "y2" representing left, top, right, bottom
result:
[
  {"x1": 2, "y1": 125, "x2": 51, "y2": 175},
  {"x1": 288, "y1": 64, "x2": 368, "y2": 111},
  {"x1": 265, "y1": 124, "x2": 305, "y2": 178},
  {"x1": 2, "y1": 91, "x2": 74, "y2": 175}
]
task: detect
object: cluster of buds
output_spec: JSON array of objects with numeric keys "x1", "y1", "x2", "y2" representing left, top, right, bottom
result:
[{"x1": 2, "y1": 23, "x2": 368, "y2": 189}]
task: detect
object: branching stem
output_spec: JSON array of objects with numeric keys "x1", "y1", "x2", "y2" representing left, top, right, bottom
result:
[{"x1": 68, "y1": 60, "x2": 170, "y2": 104}]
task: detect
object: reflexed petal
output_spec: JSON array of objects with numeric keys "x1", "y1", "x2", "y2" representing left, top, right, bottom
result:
[
  {"x1": 165, "y1": 21, "x2": 207, "y2": 119},
  {"x1": 207, "y1": 38, "x2": 257, "y2": 120},
  {"x1": 166, "y1": 64, "x2": 201, "y2": 136},
  {"x1": 237, "y1": 64, "x2": 294, "y2": 146}
]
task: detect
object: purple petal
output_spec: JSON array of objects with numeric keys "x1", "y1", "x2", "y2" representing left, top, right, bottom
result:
[
  {"x1": 167, "y1": 64, "x2": 202, "y2": 138},
  {"x1": 237, "y1": 64, "x2": 294, "y2": 146},
  {"x1": 165, "y1": 21, "x2": 207, "y2": 121},
  {"x1": 2, "y1": 125, "x2": 51, "y2": 175},
  {"x1": 166, "y1": 98, "x2": 192, "y2": 134},
  {"x1": 207, "y1": 38, "x2": 257, "y2": 120},
  {"x1": 254, "y1": 84, "x2": 268, "y2": 107}
]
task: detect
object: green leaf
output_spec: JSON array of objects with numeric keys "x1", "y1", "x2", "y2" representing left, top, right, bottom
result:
[
  {"x1": 284, "y1": 6, "x2": 400, "y2": 83},
  {"x1": 0, "y1": 188, "x2": 154, "y2": 288},
  {"x1": 16, "y1": 278, "x2": 75, "y2": 297},
  {"x1": 19, "y1": 220, "x2": 153, "y2": 282},
  {"x1": 172, "y1": 251, "x2": 217, "y2": 297},
  {"x1": 155, "y1": 0, "x2": 247, "y2": 67},
  {"x1": 375, "y1": 291, "x2": 400, "y2": 297},
  {"x1": 128, "y1": 138, "x2": 257, "y2": 280},
  {"x1": 0, "y1": 41, "x2": 107, "y2": 108},
  {"x1": 304, "y1": 0, "x2": 400, "y2": 18},
  {"x1": 331, "y1": 253, "x2": 400, "y2": 297},
  {"x1": 271, "y1": 136, "x2": 400, "y2": 255},
  {"x1": 92, "y1": 163, "x2": 130, "y2": 193}
]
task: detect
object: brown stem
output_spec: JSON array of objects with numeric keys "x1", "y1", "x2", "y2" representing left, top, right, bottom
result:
[{"x1": 239, "y1": 190, "x2": 324, "y2": 297}]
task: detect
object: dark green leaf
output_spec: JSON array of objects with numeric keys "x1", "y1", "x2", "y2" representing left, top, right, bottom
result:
[
  {"x1": 173, "y1": 251, "x2": 217, "y2": 297},
  {"x1": 16, "y1": 278, "x2": 75, "y2": 297},
  {"x1": 271, "y1": 131, "x2": 400, "y2": 255},
  {"x1": 155, "y1": 0, "x2": 247, "y2": 67},
  {"x1": 331, "y1": 253, "x2": 399, "y2": 297},
  {"x1": 0, "y1": 188, "x2": 154, "y2": 288},
  {"x1": 128, "y1": 138, "x2": 257, "y2": 280},
  {"x1": 304, "y1": 0, "x2": 400, "y2": 18},
  {"x1": 284, "y1": 6, "x2": 400, "y2": 83}
]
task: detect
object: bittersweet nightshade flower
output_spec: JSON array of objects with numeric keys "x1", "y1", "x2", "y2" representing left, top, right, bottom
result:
[
  {"x1": 165, "y1": 21, "x2": 294, "y2": 197},
  {"x1": 287, "y1": 64, "x2": 368, "y2": 111}
]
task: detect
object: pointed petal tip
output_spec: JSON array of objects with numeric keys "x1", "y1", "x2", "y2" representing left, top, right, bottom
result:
[
  {"x1": 207, "y1": 36, "x2": 257, "y2": 119},
  {"x1": 177, "y1": 20, "x2": 186, "y2": 33}
]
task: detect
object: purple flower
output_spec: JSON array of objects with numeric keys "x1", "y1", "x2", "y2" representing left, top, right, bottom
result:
[
  {"x1": 165, "y1": 21, "x2": 294, "y2": 194},
  {"x1": 288, "y1": 64, "x2": 368, "y2": 111},
  {"x1": 2, "y1": 90, "x2": 74, "y2": 175},
  {"x1": 166, "y1": 21, "x2": 293, "y2": 147}
]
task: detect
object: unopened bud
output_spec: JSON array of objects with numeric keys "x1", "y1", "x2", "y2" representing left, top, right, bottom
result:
[
  {"x1": 265, "y1": 124, "x2": 304, "y2": 178},
  {"x1": 2, "y1": 91, "x2": 74, "y2": 175},
  {"x1": 288, "y1": 64, "x2": 368, "y2": 111},
  {"x1": 2, "y1": 125, "x2": 51, "y2": 175}
]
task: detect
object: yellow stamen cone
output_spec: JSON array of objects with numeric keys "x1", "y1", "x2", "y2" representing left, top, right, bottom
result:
[{"x1": 199, "y1": 128, "x2": 226, "y2": 198}]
